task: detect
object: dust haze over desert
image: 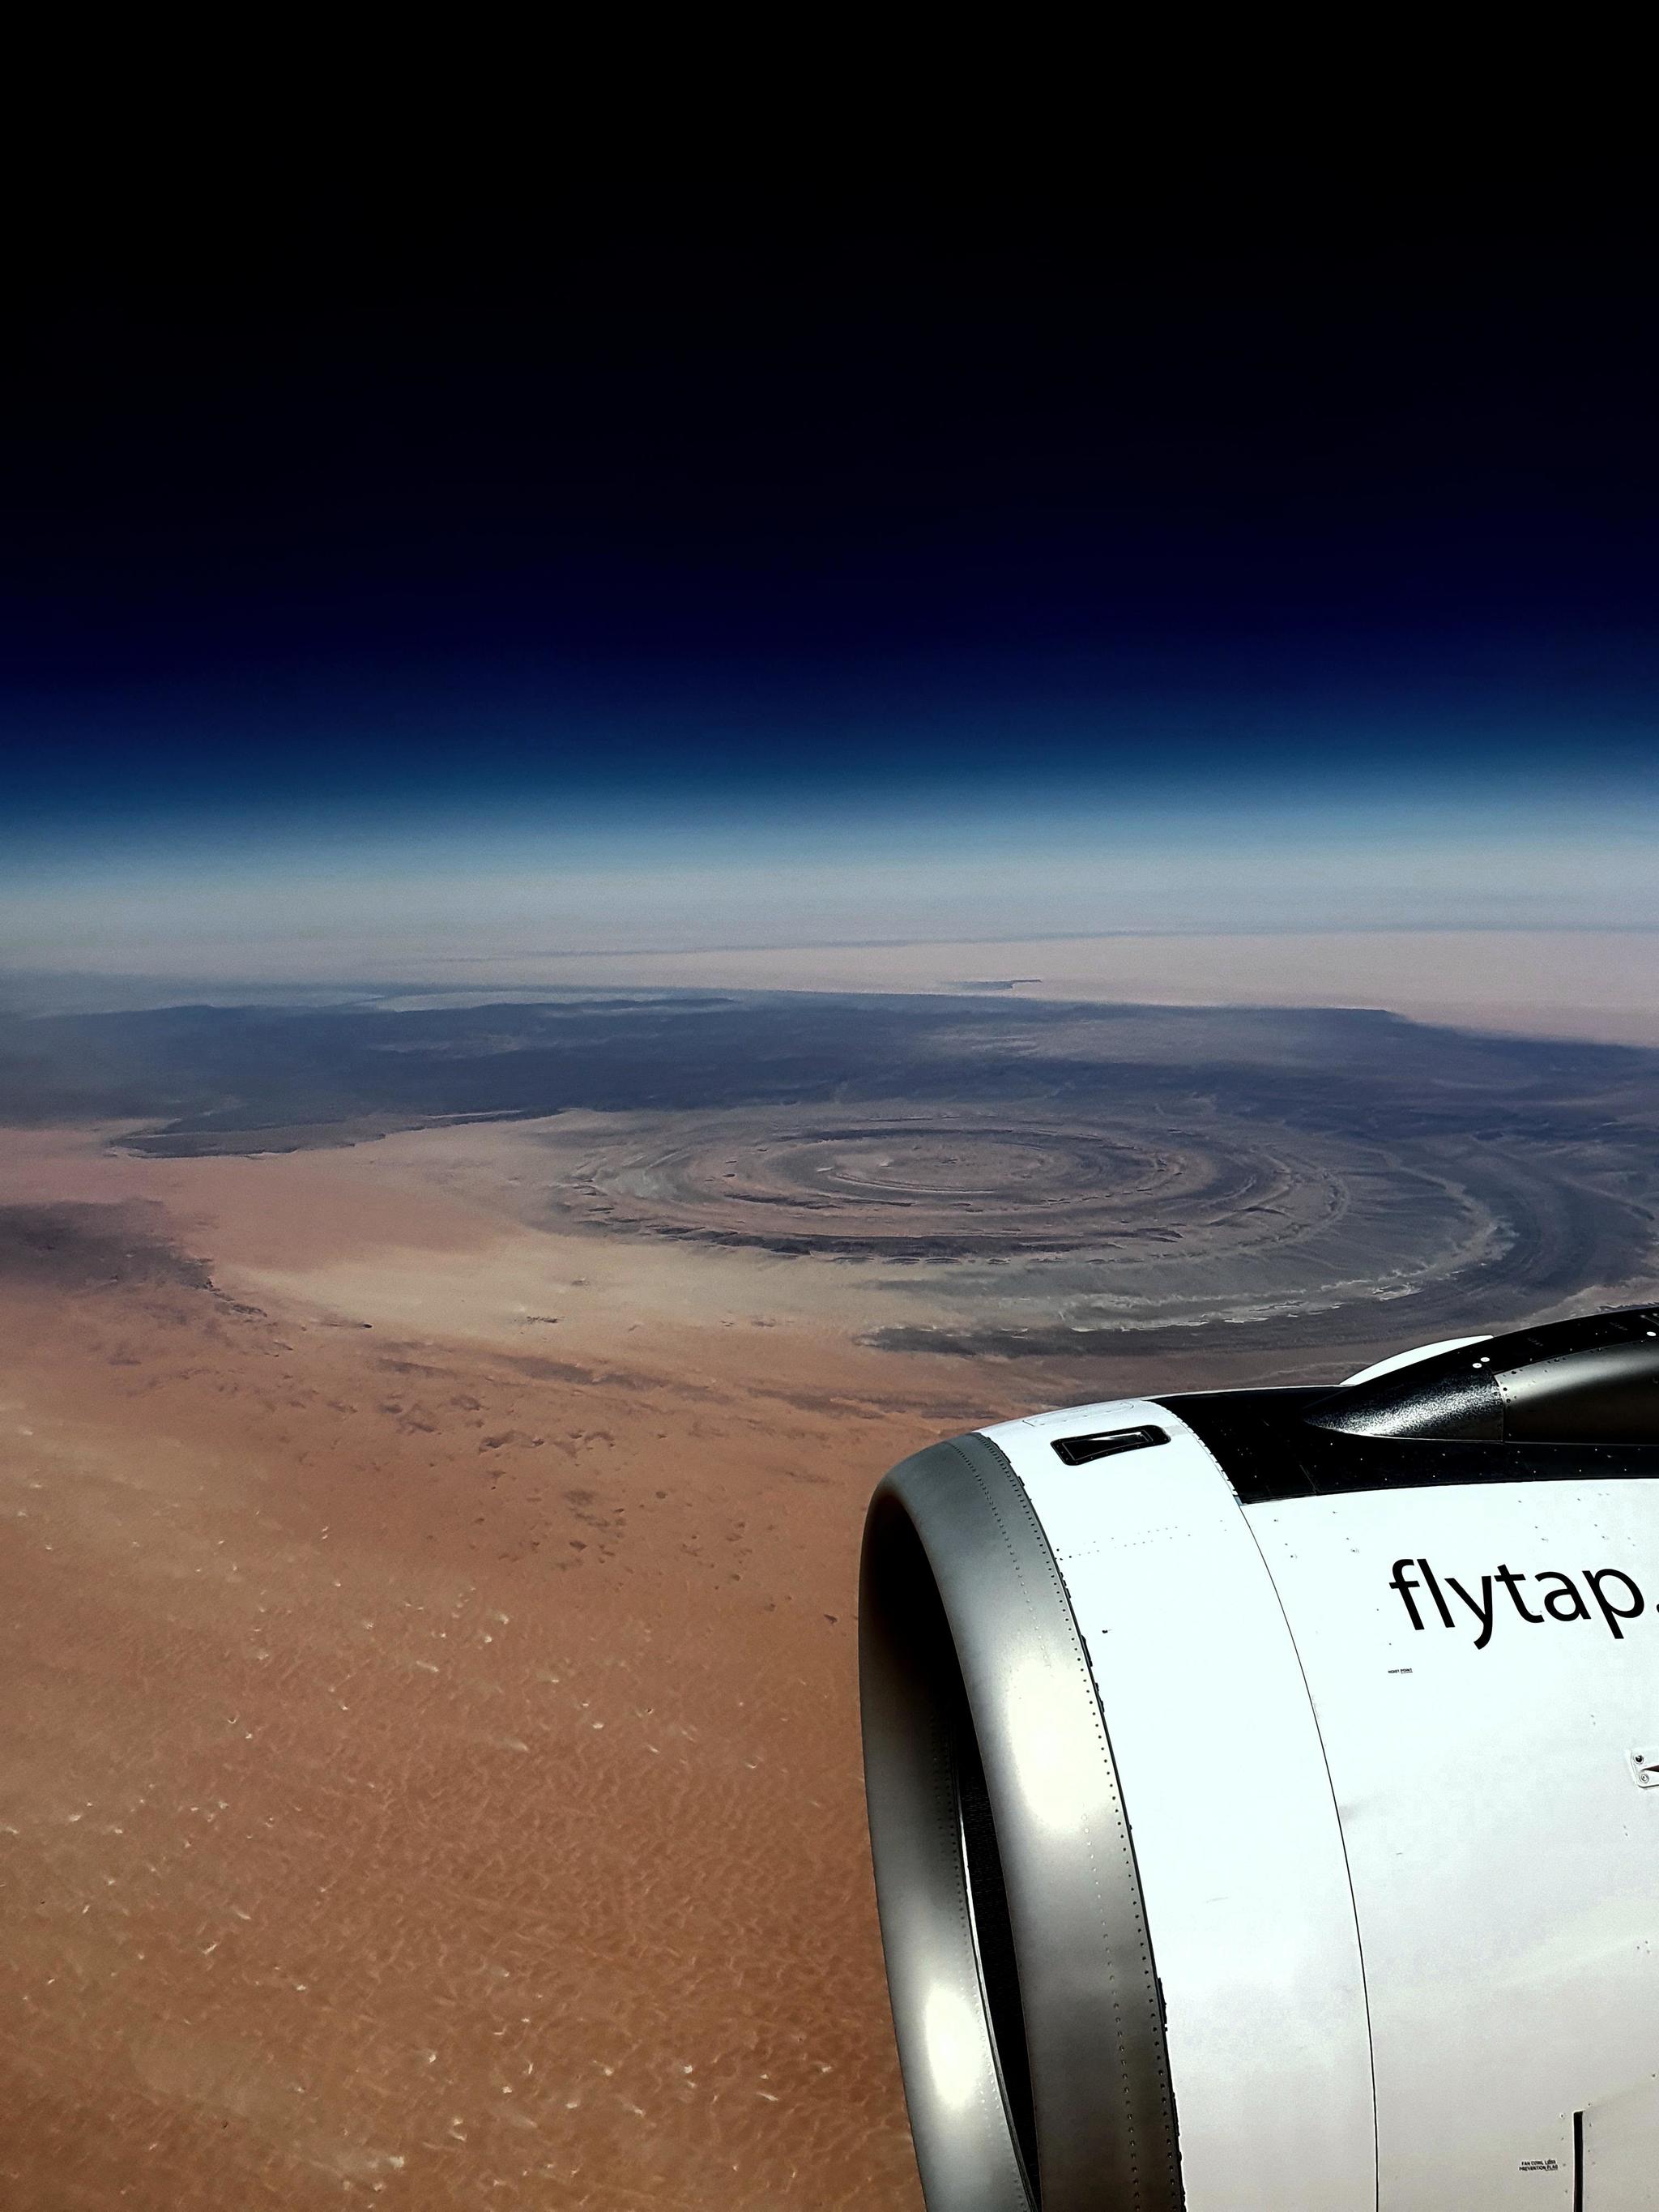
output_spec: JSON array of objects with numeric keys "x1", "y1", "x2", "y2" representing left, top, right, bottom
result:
[{"x1": 6, "y1": 175, "x2": 1659, "y2": 2210}]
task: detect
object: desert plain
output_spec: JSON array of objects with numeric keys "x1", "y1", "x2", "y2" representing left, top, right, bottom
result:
[{"x1": 4, "y1": 981, "x2": 1659, "y2": 2208}]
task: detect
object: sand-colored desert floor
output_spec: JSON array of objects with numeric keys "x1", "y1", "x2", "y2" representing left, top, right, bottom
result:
[
  {"x1": 0, "y1": 1125, "x2": 1088, "y2": 2210},
  {"x1": 0, "y1": 1116, "x2": 1418, "y2": 2209}
]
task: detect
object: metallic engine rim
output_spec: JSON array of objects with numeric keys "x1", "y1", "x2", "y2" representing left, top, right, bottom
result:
[{"x1": 859, "y1": 1431, "x2": 1185, "y2": 2211}]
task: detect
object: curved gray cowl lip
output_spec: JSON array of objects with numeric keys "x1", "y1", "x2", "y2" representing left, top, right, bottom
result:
[{"x1": 860, "y1": 1431, "x2": 1184, "y2": 2212}]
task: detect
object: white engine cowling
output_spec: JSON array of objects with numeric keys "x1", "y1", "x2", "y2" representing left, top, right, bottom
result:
[{"x1": 859, "y1": 1306, "x2": 1659, "y2": 2211}]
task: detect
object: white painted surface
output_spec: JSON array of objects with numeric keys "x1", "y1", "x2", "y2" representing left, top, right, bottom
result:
[
  {"x1": 987, "y1": 1401, "x2": 1375, "y2": 2212},
  {"x1": 1584, "y1": 2080, "x2": 1659, "y2": 2198},
  {"x1": 1248, "y1": 1476, "x2": 1659, "y2": 2209}
]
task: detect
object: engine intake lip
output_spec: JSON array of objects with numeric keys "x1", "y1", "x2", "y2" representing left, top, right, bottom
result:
[{"x1": 859, "y1": 1432, "x2": 1185, "y2": 2212}]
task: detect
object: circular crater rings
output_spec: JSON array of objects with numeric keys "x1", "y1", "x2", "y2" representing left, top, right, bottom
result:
[
  {"x1": 544, "y1": 1097, "x2": 1638, "y2": 1346},
  {"x1": 563, "y1": 1111, "x2": 1341, "y2": 1260}
]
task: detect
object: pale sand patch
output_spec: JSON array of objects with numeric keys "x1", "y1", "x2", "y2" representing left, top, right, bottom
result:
[
  {"x1": 0, "y1": 1123, "x2": 507, "y2": 1271},
  {"x1": 0, "y1": 1121, "x2": 889, "y2": 1347}
]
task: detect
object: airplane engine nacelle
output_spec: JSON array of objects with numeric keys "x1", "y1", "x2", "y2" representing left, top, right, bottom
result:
[{"x1": 859, "y1": 1307, "x2": 1659, "y2": 2211}]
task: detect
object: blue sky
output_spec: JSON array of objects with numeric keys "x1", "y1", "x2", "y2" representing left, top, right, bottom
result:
[{"x1": 4, "y1": 186, "x2": 1656, "y2": 972}]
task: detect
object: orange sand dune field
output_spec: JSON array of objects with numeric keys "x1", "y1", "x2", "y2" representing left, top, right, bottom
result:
[
  {"x1": 0, "y1": 1123, "x2": 1367, "y2": 2208},
  {"x1": 0, "y1": 1128, "x2": 1037, "y2": 2210}
]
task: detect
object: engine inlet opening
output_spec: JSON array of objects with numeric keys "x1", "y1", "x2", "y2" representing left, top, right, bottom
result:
[
  {"x1": 862, "y1": 1438, "x2": 1183, "y2": 2212},
  {"x1": 861, "y1": 1484, "x2": 1042, "y2": 2210},
  {"x1": 955, "y1": 1706, "x2": 1041, "y2": 2199}
]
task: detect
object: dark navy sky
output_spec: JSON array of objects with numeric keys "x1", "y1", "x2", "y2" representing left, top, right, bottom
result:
[{"x1": 5, "y1": 177, "x2": 1657, "y2": 963}]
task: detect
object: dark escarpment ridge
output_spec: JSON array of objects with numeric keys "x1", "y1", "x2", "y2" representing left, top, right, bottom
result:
[
  {"x1": 2, "y1": 989, "x2": 1656, "y2": 1149},
  {"x1": 2, "y1": 985, "x2": 1658, "y2": 1355},
  {"x1": 0, "y1": 1199, "x2": 215, "y2": 1294}
]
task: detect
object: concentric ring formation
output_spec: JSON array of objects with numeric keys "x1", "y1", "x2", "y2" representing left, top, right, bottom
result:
[
  {"x1": 537, "y1": 1090, "x2": 1653, "y2": 1347},
  {"x1": 563, "y1": 1111, "x2": 1350, "y2": 1260}
]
